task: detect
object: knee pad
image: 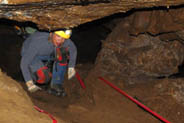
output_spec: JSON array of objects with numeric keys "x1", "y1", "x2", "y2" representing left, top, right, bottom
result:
[{"x1": 36, "y1": 66, "x2": 52, "y2": 84}]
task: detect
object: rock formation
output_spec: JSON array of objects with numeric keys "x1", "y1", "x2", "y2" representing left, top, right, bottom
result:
[{"x1": 0, "y1": 0, "x2": 184, "y2": 30}]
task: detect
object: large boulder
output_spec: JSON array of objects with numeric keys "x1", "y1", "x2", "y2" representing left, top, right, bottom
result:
[{"x1": 94, "y1": 19, "x2": 184, "y2": 84}]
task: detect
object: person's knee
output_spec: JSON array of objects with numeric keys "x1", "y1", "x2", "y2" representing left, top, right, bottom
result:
[{"x1": 35, "y1": 66, "x2": 52, "y2": 84}]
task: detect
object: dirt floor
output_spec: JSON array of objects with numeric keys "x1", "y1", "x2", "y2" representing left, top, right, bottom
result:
[{"x1": 12, "y1": 63, "x2": 184, "y2": 123}]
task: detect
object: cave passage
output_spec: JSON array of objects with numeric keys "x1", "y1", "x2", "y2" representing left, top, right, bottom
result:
[
  {"x1": 2, "y1": 7, "x2": 184, "y2": 83},
  {"x1": 0, "y1": 14, "x2": 120, "y2": 81},
  {"x1": 1, "y1": 6, "x2": 184, "y2": 123}
]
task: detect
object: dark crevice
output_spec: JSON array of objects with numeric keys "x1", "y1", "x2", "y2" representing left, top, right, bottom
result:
[
  {"x1": 168, "y1": 63, "x2": 184, "y2": 78},
  {"x1": 156, "y1": 63, "x2": 184, "y2": 79}
]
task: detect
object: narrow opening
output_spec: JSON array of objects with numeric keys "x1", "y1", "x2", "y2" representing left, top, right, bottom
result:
[{"x1": 0, "y1": 13, "x2": 123, "y2": 81}]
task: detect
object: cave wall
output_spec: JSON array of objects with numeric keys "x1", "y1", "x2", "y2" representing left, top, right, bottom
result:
[
  {"x1": 129, "y1": 8, "x2": 184, "y2": 35},
  {"x1": 94, "y1": 8, "x2": 184, "y2": 84}
]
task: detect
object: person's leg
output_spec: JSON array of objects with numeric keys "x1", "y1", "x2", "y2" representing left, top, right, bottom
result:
[
  {"x1": 29, "y1": 56, "x2": 46, "y2": 82},
  {"x1": 51, "y1": 63, "x2": 67, "y2": 86},
  {"x1": 29, "y1": 55, "x2": 52, "y2": 84},
  {"x1": 49, "y1": 62, "x2": 67, "y2": 96}
]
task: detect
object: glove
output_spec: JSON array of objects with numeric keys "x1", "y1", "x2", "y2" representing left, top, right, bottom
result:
[
  {"x1": 26, "y1": 80, "x2": 41, "y2": 93},
  {"x1": 68, "y1": 67, "x2": 76, "y2": 80}
]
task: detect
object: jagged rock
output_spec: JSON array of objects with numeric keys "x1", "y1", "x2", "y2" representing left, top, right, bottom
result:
[
  {"x1": 95, "y1": 19, "x2": 184, "y2": 84},
  {"x1": 0, "y1": 0, "x2": 184, "y2": 29}
]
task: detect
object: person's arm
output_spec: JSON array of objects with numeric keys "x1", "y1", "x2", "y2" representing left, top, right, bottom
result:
[
  {"x1": 20, "y1": 40, "x2": 39, "y2": 82},
  {"x1": 67, "y1": 39, "x2": 77, "y2": 68},
  {"x1": 65, "y1": 39, "x2": 77, "y2": 79}
]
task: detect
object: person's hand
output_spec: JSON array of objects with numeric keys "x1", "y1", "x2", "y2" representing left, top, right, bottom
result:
[
  {"x1": 26, "y1": 80, "x2": 41, "y2": 93},
  {"x1": 68, "y1": 67, "x2": 76, "y2": 80}
]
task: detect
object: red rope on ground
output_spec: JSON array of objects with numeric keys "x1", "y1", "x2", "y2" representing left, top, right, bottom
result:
[
  {"x1": 99, "y1": 77, "x2": 171, "y2": 123},
  {"x1": 34, "y1": 106, "x2": 57, "y2": 123},
  {"x1": 75, "y1": 72, "x2": 86, "y2": 89}
]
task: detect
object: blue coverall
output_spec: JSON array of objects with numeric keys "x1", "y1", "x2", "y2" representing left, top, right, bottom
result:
[{"x1": 20, "y1": 31, "x2": 77, "y2": 85}]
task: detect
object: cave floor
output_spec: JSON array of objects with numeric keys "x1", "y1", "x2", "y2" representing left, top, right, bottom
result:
[{"x1": 17, "y1": 63, "x2": 184, "y2": 123}]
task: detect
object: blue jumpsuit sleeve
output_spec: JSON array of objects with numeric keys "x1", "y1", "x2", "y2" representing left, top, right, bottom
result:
[
  {"x1": 67, "y1": 40, "x2": 77, "y2": 68},
  {"x1": 20, "y1": 40, "x2": 39, "y2": 82}
]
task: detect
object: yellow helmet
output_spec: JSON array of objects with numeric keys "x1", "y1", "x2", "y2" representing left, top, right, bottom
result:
[{"x1": 54, "y1": 29, "x2": 72, "y2": 39}]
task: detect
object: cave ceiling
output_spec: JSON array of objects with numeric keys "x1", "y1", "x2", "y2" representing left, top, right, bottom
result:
[{"x1": 0, "y1": 0, "x2": 184, "y2": 30}]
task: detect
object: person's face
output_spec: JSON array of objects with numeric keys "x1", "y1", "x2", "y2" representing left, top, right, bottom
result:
[{"x1": 52, "y1": 33, "x2": 65, "y2": 47}]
